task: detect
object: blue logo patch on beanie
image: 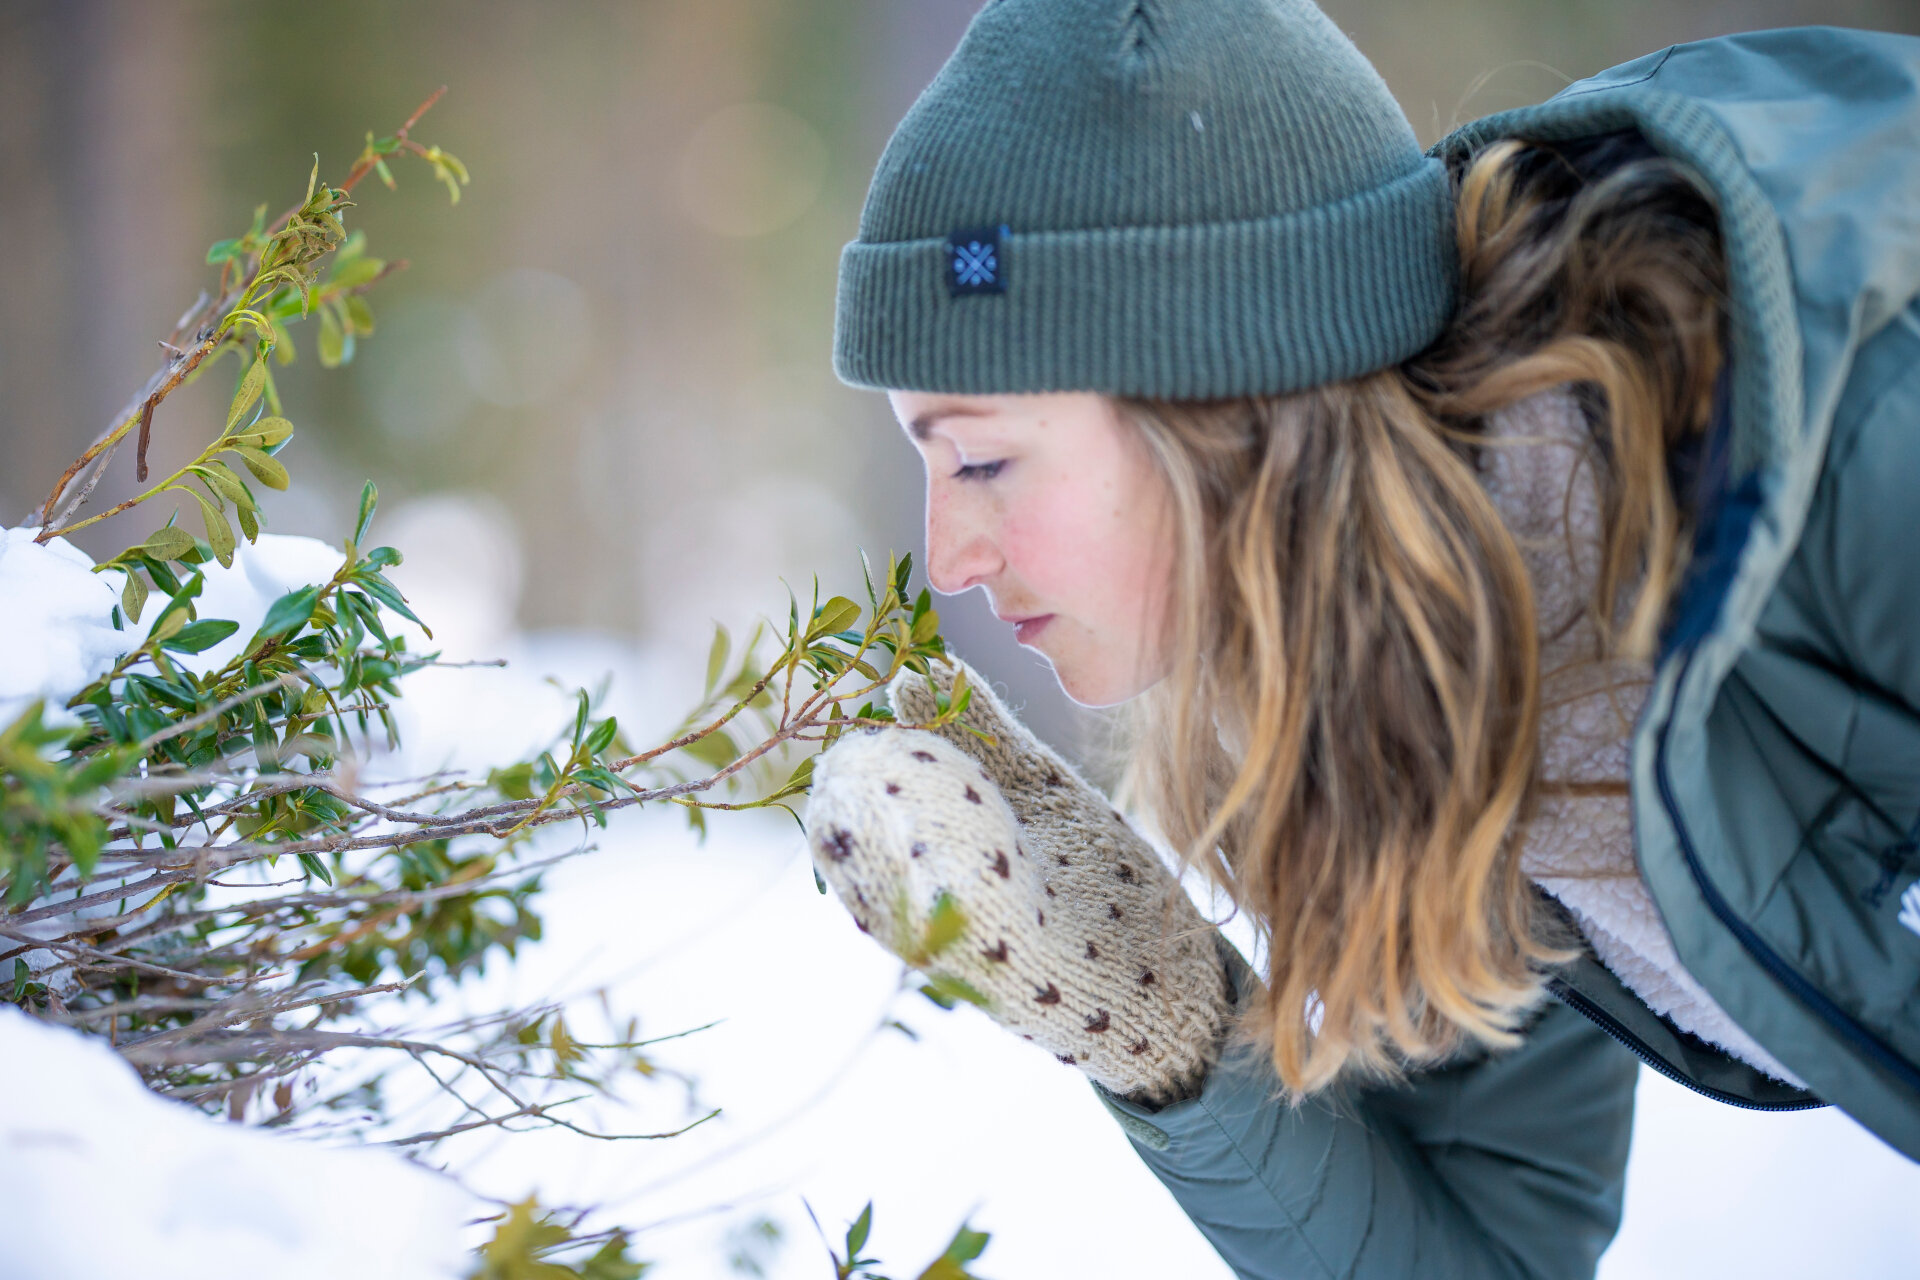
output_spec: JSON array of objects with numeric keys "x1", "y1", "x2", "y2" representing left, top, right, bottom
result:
[{"x1": 946, "y1": 226, "x2": 1007, "y2": 296}]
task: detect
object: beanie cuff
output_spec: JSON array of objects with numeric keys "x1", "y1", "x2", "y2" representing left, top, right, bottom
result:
[{"x1": 833, "y1": 157, "x2": 1457, "y2": 400}]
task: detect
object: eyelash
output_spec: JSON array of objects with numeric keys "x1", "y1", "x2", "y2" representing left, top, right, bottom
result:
[{"x1": 952, "y1": 460, "x2": 1006, "y2": 482}]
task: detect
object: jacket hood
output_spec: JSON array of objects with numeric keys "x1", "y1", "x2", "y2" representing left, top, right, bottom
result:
[{"x1": 1439, "y1": 27, "x2": 1920, "y2": 1155}]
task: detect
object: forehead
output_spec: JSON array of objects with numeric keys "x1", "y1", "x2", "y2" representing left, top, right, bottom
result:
[
  {"x1": 888, "y1": 390, "x2": 1112, "y2": 441},
  {"x1": 889, "y1": 391, "x2": 1000, "y2": 442}
]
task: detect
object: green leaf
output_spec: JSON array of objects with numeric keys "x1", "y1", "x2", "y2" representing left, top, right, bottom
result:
[
  {"x1": 585, "y1": 716, "x2": 618, "y2": 757},
  {"x1": 190, "y1": 491, "x2": 236, "y2": 568},
  {"x1": 146, "y1": 603, "x2": 190, "y2": 646},
  {"x1": 231, "y1": 444, "x2": 291, "y2": 490},
  {"x1": 847, "y1": 1203, "x2": 874, "y2": 1259},
  {"x1": 120, "y1": 569, "x2": 148, "y2": 624},
  {"x1": 767, "y1": 753, "x2": 813, "y2": 801},
  {"x1": 298, "y1": 852, "x2": 334, "y2": 885},
  {"x1": 344, "y1": 294, "x2": 375, "y2": 334},
  {"x1": 60, "y1": 816, "x2": 104, "y2": 879},
  {"x1": 234, "y1": 501, "x2": 260, "y2": 542},
  {"x1": 924, "y1": 891, "x2": 968, "y2": 958},
  {"x1": 354, "y1": 481, "x2": 378, "y2": 545},
  {"x1": 227, "y1": 356, "x2": 267, "y2": 431},
  {"x1": 489, "y1": 762, "x2": 535, "y2": 800},
  {"x1": 356, "y1": 572, "x2": 427, "y2": 631},
  {"x1": 329, "y1": 255, "x2": 383, "y2": 289},
  {"x1": 205, "y1": 237, "x2": 243, "y2": 265},
  {"x1": 920, "y1": 974, "x2": 992, "y2": 1012},
  {"x1": 704, "y1": 625, "x2": 730, "y2": 697},
  {"x1": 197, "y1": 461, "x2": 256, "y2": 510},
  {"x1": 160, "y1": 619, "x2": 239, "y2": 654},
  {"x1": 916, "y1": 1225, "x2": 991, "y2": 1280},
  {"x1": 578, "y1": 1232, "x2": 650, "y2": 1280},
  {"x1": 257, "y1": 586, "x2": 319, "y2": 640},
  {"x1": 810, "y1": 596, "x2": 861, "y2": 642},
  {"x1": 910, "y1": 603, "x2": 940, "y2": 647},
  {"x1": 571, "y1": 689, "x2": 591, "y2": 747},
  {"x1": 317, "y1": 305, "x2": 345, "y2": 367},
  {"x1": 142, "y1": 526, "x2": 197, "y2": 561},
  {"x1": 247, "y1": 416, "x2": 295, "y2": 448},
  {"x1": 680, "y1": 729, "x2": 738, "y2": 770}
]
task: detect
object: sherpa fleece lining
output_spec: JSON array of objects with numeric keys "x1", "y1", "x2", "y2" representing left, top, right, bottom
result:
[{"x1": 1482, "y1": 388, "x2": 1807, "y2": 1089}]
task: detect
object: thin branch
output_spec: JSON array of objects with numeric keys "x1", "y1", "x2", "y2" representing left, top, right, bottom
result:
[
  {"x1": 0, "y1": 925, "x2": 258, "y2": 987},
  {"x1": 114, "y1": 978, "x2": 417, "y2": 1052},
  {"x1": 386, "y1": 1102, "x2": 719, "y2": 1148}
]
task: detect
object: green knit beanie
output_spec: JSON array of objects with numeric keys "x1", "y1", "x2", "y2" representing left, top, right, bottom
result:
[{"x1": 834, "y1": 0, "x2": 1457, "y2": 399}]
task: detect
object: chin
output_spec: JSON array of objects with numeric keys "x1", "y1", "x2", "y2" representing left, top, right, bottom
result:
[{"x1": 1048, "y1": 658, "x2": 1149, "y2": 710}]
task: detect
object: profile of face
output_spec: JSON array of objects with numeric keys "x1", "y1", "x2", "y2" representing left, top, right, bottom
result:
[{"x1": 888, "y1": 390, "x2": 1176, "y2": 708}]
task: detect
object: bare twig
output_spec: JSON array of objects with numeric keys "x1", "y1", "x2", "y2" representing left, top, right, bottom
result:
[{"x1": 386, "y1": 1102, "x2": 719, "y2": 1148}]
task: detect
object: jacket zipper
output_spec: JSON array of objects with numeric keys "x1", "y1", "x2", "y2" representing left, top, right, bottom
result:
[
  {"x1": 1546, "y1": 976, "x2": 1826, "y2": 1112},
  {"x1": 1653, "y1": 646, "x2": 1920, "y2": 1099}
]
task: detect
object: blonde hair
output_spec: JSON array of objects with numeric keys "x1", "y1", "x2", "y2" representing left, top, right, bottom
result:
[{"x1": 1121, "y1": 131, "x2": 1729, "y2": 1094}]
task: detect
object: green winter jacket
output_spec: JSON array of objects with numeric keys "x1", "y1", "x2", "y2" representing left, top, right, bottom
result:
[
  {"x1": 1101, "y1": 25, "x2": 1920, "y2": 1280},
  {"x1": 1440, "y1": 24, "x2": 1920, "y2": 1157}
]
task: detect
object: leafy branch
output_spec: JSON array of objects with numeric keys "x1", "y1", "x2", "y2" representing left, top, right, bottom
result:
[
  {"x1": 31, "y1": 86, "x2": 463, "y2": 570},
  {"x1": 810, "y1": 1201, "x2": 991, "y2": 1280},
  {"x1": 2, "y1": 86, "x2": 996, "y2": 1280}
]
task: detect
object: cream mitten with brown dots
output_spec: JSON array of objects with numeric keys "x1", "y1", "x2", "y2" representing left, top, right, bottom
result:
[{"x1": 804, "y1": 657, "x2": 1234, "y2": 1105}]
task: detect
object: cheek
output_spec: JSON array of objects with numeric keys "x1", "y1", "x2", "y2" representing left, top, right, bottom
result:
[{"x1": 998, "y1": 471, "x2": 1153, "y2": 611}]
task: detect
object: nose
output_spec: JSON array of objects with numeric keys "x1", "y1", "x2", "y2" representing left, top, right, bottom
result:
[{"x1": 924, "y1": 483, "x2": 1001, "y2": 596}]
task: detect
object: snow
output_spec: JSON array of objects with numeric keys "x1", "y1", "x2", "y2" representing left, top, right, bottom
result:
[
  {"x1": 0, "y1": 527, "x2": 130, "y2": 727},
  {"x1": 399, "y1": 748, "x2": 1920, "y2": 1280},
  {"x1": 366, "y1": 589, "x2": 1920, "y2": 1280},
  {"x1": 5, "y1": 502, "x2": 1919, "y2": 1280},
  {"x1": 0, "y1": 1007, "x2": 471, "y2": 1280}
]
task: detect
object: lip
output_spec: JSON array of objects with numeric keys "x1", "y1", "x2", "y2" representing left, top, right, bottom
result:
[{"x1": 1000, "y1": 613, "x2": 1054, "y2": 645}]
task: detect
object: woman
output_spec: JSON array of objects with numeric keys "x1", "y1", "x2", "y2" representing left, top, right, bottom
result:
[{"x1": 804, "y1": 2, "x2": 1920, "y2": 1275}]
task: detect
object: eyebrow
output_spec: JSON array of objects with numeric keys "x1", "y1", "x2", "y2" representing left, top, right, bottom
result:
[{"x1": 907, "y1": 404, "x2": 995, "y2": 441}]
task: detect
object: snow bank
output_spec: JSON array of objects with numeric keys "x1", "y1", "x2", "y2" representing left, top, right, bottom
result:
[
  {"x1": 0, "y1": 1007, "x2": 472, "y2": 1280},
  {"x1": 0, "y1": 528, "x2": 348, "y2": 722},
  {"x1": 0, "y1": 527, "x2": 129, "y2": 726}
]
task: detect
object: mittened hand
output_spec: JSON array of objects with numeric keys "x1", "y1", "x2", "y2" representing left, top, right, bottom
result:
[{"x1": 804, "y1": 658, "x2": 1233, "y2": 1103}]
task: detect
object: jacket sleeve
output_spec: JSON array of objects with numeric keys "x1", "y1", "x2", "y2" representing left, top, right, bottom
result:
[{"x1": 1095, "y1": 952, "x2": 1637, "y2": 1280}]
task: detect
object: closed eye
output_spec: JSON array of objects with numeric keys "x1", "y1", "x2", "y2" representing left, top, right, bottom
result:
[{"x1": 953, "y1": 459, "x2": 1006, "y2": 482}]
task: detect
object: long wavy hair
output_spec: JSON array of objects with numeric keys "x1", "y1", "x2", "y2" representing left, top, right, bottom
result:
[{"x1": 1120, "y1": 129, "x2": 1730, "y2": 1094}]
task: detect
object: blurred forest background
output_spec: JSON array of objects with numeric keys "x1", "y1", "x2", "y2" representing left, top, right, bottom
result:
[{"x1": 4, "y1": 0, "x2": 1920, "y2": 759}]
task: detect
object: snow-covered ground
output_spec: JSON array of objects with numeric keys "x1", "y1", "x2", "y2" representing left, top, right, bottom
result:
[
  {"x1": 4, "y1": 513, "x2": 1919, "y2": 1279},
  {"x1": 0, "y1": 1007, "x2": 470, "y2": 1280},
  {"x1": 382, "y1": 626, "x2": 1920, "y2": 1279}
]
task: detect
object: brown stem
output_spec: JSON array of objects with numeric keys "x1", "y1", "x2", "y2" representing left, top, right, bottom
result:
[
  {"x1": 37, "y1": 336, "x2": 220, "y2": 540},
  {"x1": 605, "y1": 663, "x2": 779, "y2": 770},
  {"x1": 333, "y1": 86, "x2": 447, "y2": 199},
  {"x1": 134, "y1": 396, "x2": 158, "y2": 482},
  {"x1": 32, "y1": 87, "x2": 447, "y2": 534}
]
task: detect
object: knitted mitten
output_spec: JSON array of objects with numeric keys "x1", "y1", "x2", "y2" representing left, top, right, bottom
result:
[{"x1": 804, "y1": 658, "x2": 1234, "y2": 1105}]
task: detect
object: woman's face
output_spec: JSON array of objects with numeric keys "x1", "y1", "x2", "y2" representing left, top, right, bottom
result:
[{"x1": 888, "y1": 389, "x2": 1175, "y2": 708}]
